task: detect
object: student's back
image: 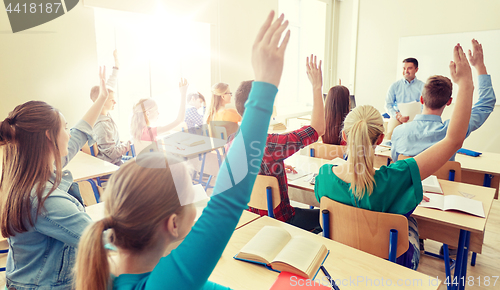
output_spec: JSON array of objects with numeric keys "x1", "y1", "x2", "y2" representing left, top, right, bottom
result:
[{"x1": 322, "y1": 85, "x2": 350, "y2": 145}]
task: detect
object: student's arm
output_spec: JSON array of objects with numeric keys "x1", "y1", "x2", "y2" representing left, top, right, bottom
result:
[
  {"x1": 266, "y1": 127, "x2": 319, "y2": 161},
  {"x1": 306, "y1": 55, "x2": 325, "y2": 136},
  {"x1": 465, "y1": 39, "x2": 496, "y2": 135},
  {"x1": 82, "y1": 67, "x2": 109, "y2": 128},
  {"x1": 156, "y1": 79, "x2": 188, "y2": 135},
  {"x1": 414, "y1": 44, "x2": 474, "y2": 180},
  {"x1": 94, "y1": 122, "x2": 128, "y2": 163},
  {"x1": 145, "y1": 11, "x2": 290, "y2": 289},
  {"x1": 105, "y1": 50, "x2": 120, "y2": 90}
]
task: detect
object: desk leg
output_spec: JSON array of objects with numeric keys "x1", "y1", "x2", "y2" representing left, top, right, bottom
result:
[
  {"x1": 470, "y1": 253, "x2": 477, "y2": 266},
  {"x1": 198, "y1": 153, "x2": 208, "y2": 185},
  {"x1": 459, "y1": 231, "x2": 471, "y2": 290},
  {"x1": 453, "y1": 230, "x2": 467, "y2": 290},
  {"x1": 483, "y1": 174, "x2": 492, "y2": 187},
  {"x1": 443, "y1": 245, "x2": 452, "y2": 290}
]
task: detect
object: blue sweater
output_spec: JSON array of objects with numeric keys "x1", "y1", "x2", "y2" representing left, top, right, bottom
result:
[{"x1": 112, "y1": 82, "x2": 278, "y2": 290}]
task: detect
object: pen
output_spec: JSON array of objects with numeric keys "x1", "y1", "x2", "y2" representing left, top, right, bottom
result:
[{"x1": 321, "y1": 265, "x2": 340, "y2": 290}]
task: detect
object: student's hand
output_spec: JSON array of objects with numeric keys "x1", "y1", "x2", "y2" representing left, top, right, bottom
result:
[
  {"x1": 467, "y1": 39, "x2": 487, "y2": 75},
  {"x1": 306, "y1": 54, "x2": 322, "y2": 91},
  {"x1": 113, "y1": 49, "x2": 120, "y2": 69},
  {"x1": 396, "y1": 112, "x2": 409, "y2": 123},
  {"x1": 422, "y1": 195, "x2": 430, "y2": 202},
  {"x1": 179, "y1": 78, "x2": 189, "y2": 96},
  {"x1": 284, "y1": 164, "x2": 297, "y2": 174},
  {"x1": 252, "y1": 11, "x2": 291, "y2": 88},
  {"x1": 98, "y1": 66, "x2": 109, "y2": 100},
  {"x1": 449, "y1": 44, "x2": 473, "y2": 87}
]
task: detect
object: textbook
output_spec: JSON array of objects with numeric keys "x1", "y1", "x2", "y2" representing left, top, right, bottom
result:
[
  {"x1": 422, "y1": 175, "x2": 443, "y2": 194},
  {"x1": 234, "y1": 226, "x2": 329, "y2": 279},
  {"x1": 419, "y1": 193, "x2": 485, "y2": 218},
  {"x1": 269, "y1": 271, "x2": 331, "y2": 289}
]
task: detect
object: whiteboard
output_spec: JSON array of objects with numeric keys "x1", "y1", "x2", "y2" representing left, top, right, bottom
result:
[{"x1": 398, "y1": 30, "x2": 500, "y2": 104}]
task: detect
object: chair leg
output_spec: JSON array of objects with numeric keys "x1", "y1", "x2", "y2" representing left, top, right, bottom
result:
[
  {"x1": 322, "y1": 210, "x2": 330, "y2": 239},
  {"x1": 86, "y1": 179, "x2": 101, "y2": 203}
]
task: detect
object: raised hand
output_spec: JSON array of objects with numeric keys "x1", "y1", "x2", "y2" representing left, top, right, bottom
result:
[
  {"x1": 449, "y1": 44, "x2": 473, "y2": 87},
  {"x1": 178, "y1": 78, "x2": 189, "y2": 96},
  {"x1": 98, "y1": 66, "x2": 109, "y2": 99},
  {"x1": 113, "y1": 49, "x2": 120, "y2": 69},
  {"x1": 306, "y1": 54, "x2": 322, "y2": 90},
  {"x1": 251, "y1": 11, "x2": 291, "y2": 87},
  {"x1": 468, "y1": 39, "x2": 487, "y2": 75}
]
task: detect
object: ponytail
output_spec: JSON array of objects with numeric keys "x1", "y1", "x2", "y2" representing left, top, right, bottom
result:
[
  {"x1": 0, "y1": 118, "x2": 15, "y2": 146},
  {"x1": 75, "y1": 218, "x2": 112, "y2": 290},
  {"x1": 343, "y1": 105, "x2": 384, "y2": 200}
]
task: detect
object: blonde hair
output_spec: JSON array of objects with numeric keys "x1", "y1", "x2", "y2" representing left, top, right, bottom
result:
[
  {"x1": 130, "y1": 99, "x2": 158, "y2": 141},
  {"x1": 343, "y1": 105, "x2": 384, "y2": 200},
  {"x1": 75, "y1": 153, "x2": 192, "y2": 290},
  {"x1": 206, "y1": 83, "x2": 229, "y2": 123}
]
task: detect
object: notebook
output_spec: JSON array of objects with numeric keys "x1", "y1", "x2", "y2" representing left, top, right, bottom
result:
[
  {"x1": 422, "y1": 175, "x2": 443, "y2": 194},
  {"x1": 419, "y1": 193, "x2": 485, "y2": 218}
]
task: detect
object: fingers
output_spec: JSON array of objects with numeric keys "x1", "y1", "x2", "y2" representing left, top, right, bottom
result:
[
  {"x1": 254, "y1": 11, "x2": 275, "y2": 45},
  {"x1": 449, "y1": 61, "x2": 456, "y2": 78},
  {"x1": 277, "y1": 29, "x2": 291, "y2": 55},
  {"x1": 262, "y1": 13, "x2": 284, "y2": 45},
  {"x1": 270, "y1": 20, "x2": 289, "y2": 47}
]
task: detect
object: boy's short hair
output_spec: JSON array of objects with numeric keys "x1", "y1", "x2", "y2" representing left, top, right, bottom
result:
[
  {"x1": 422, "y1": 75, "x2": 453, "y2": 110},
  {"x1": 187, "y1": 92, "x2": 206, "y2": 103},
  {"x1": 403, "y1": 57, "x2": 419, "y2": 68},
  {"x1": 235, "y1": 80, "x2": 254, "y2": 116}
]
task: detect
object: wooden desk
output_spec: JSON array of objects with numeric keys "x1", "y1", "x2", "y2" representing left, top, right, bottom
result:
[
  {"x1": 412, "y1": 180, "x2": 495, "y2": 254},
  {"x1": 209, "y1": 216, "x2": 440, "y2": 290},
  {"x1": 65, "y1": 152, "x2": 119, "y2": 182},
  {"x1": 158, "y1": 132, "x2": 227, "y2": 159}
]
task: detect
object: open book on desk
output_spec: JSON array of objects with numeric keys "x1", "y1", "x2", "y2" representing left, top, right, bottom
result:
[
  {"x1": 419, "y1": 193, "x2": 485, "y2": 218},
  {"x1": 422, "y1": 175, "x2": 443, "y2": 194},
  {"x1": 234, "y1": 226, "x2": 329, "y2": 279}
]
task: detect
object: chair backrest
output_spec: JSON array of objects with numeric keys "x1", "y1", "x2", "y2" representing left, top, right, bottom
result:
[
  {"x1": 77, "y1": 180, "x2": 98, "y2": 206},
  {"x1": 248, "y1": 175, "x2": 281, "y2": 217},
  {"x1": 399, "y1": 155, "x2": 462, "y2": 182},
  {"x1": 210, "y1": 125, "x2": 228, "y2": 140},
  {"x1": 320, "y1": 196, "x2": 409, "y2": 259},
  {"x1": 309, "y1": 142, "x2": 346, "y2": 160},
  {"x1": 81, "y1": 142, "x2": 99, "y2": 157}
]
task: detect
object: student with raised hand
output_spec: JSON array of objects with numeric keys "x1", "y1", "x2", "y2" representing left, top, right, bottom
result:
[
  {"x1": 230, "y1": 55, "x2": 325, "y2": 232},
  {"x1": 91, "y1": 50, "x2": 132, "y2": 165},
  {"x1": 75, "y1": 10, "x2": 291, "y2": 290},
  {"x1": 322, "y1": 85, "x2": 350, "y2": 145},
  {"x1": 315, "y1": 44, "x2": 474, "y2": 270},
  {"x1": 0, "y1": 67, "x2": 110, "y2": 290},
  {"x1": 391, "y1": 39, "x2": 496, "y2": 161},
  {"x1": 130, "y1": 78, "x2": 188, "y2": 153}
]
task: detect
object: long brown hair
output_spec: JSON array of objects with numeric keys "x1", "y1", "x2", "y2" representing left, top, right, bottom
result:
[
  {"x1": 323, "y1": 86, "x2": 350, "y2": 145},
  {"x1": 0, "y1": 101, "x2": 63, "y2": 237},
  {"x1": 206, "y1": 83, "x2": 229, "y2": 123},
  {"x1": 75, "y1": 153, "x2": 192, "y2": 290},
  {"x1": 343, "y1": 105, "x2": 384, "y2": 199}
]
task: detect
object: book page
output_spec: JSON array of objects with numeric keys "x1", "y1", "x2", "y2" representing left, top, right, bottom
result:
[
  {"x1": 422, "y1": 175, "x2": 443, "y2": 194},
  {"x1": 443, "y1": 195, "x2": 485, "y2": 218},
  {"x1": 419, "y1": 193, "x2": 445, "y2": 210},
  {"x1": 238, "y1": 226, "x2": 292, "y2": 264},
  {"x1": 398, "y1": 101, "x2": 422, "y2": 122},
  {"x1": 286, "y1": 168, "x2": 311, "y2": 181},
  {"x1": 272, "y1": 236, "x2": 324, "y2": 275}
]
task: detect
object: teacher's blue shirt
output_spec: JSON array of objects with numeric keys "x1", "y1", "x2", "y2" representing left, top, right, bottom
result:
[
  {"x1": 391, "y1": 74, "x2": 496, "y2": 161},
  {"x1": 385, "y1": 78, "x2": 425, "y2": 118}
]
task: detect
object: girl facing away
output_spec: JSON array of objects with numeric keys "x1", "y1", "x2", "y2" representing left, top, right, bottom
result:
[
  {"x1": 130, "y1": 79, "x2": 188, "y2": 154},
  {"x1": 206, "y1": 83, "x2": 242, "y2": 137},
  {"x1": 322, "y1": 85, "x2": 350, "y2": 145},
  {"x1": 315, "y1": 43, "x2": 475, "y2": 270},
  {"x1": 74, "y1": 11, "x2": 292, "y2": 290},
  {"x1": 0, "y1": 68, "x2": 111, "y2": 289}
]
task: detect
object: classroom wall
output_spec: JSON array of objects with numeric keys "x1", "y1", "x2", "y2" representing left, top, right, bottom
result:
[
  {"x1": 0, "y1": 0, "x2": 277, "y2": 128},
  {"x1": 335, "y1": 0, "x2": 500, "y2": 153}
]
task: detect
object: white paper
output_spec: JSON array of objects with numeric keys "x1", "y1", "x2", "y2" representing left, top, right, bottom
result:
[
  {"x1": 286, "y1": 168, "x2": 311, "y2": 181},
  {"x1": 398, "y1": 101, "x2": 422, "y2": 122},
  {"x1": 422, "y1": 175, "x2": 443, "y2": 194}
]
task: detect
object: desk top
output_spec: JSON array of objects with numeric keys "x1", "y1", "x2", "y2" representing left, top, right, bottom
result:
[
  {"x1": 158, "y1": 132, "x2": 227, "y2": 158},
  {"x1": 209, "y1": 216, "x2": 440, "y2": 290},
  {"x1": 413, "y1": 179, "x2": 495, "y2": 234},
  {"x1": 65, "y1": 152, "x2": 120, "y2": 182},
  {"x1": 286, "y1": 155, "x2": 343, "y2": 193}
]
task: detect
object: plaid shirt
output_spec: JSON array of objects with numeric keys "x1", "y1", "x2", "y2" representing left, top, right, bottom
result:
[
  {"x1": 185, "y1": 106, "x2": 204, "y2": 128},
  {"x1": 226, "y1": 126, "x2": 319, "y2": 222}
]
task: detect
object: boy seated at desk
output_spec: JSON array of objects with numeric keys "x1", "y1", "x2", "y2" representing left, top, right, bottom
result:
[
  {"x1": 90, "y1": 50, "x2": 131, "y2": 166},
  {"x1": 391, "y1": 39, "x2": 496, "y2": 162},
  {"x1": 227, "y1": 55, "x2": 325, "y2": 233}
]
